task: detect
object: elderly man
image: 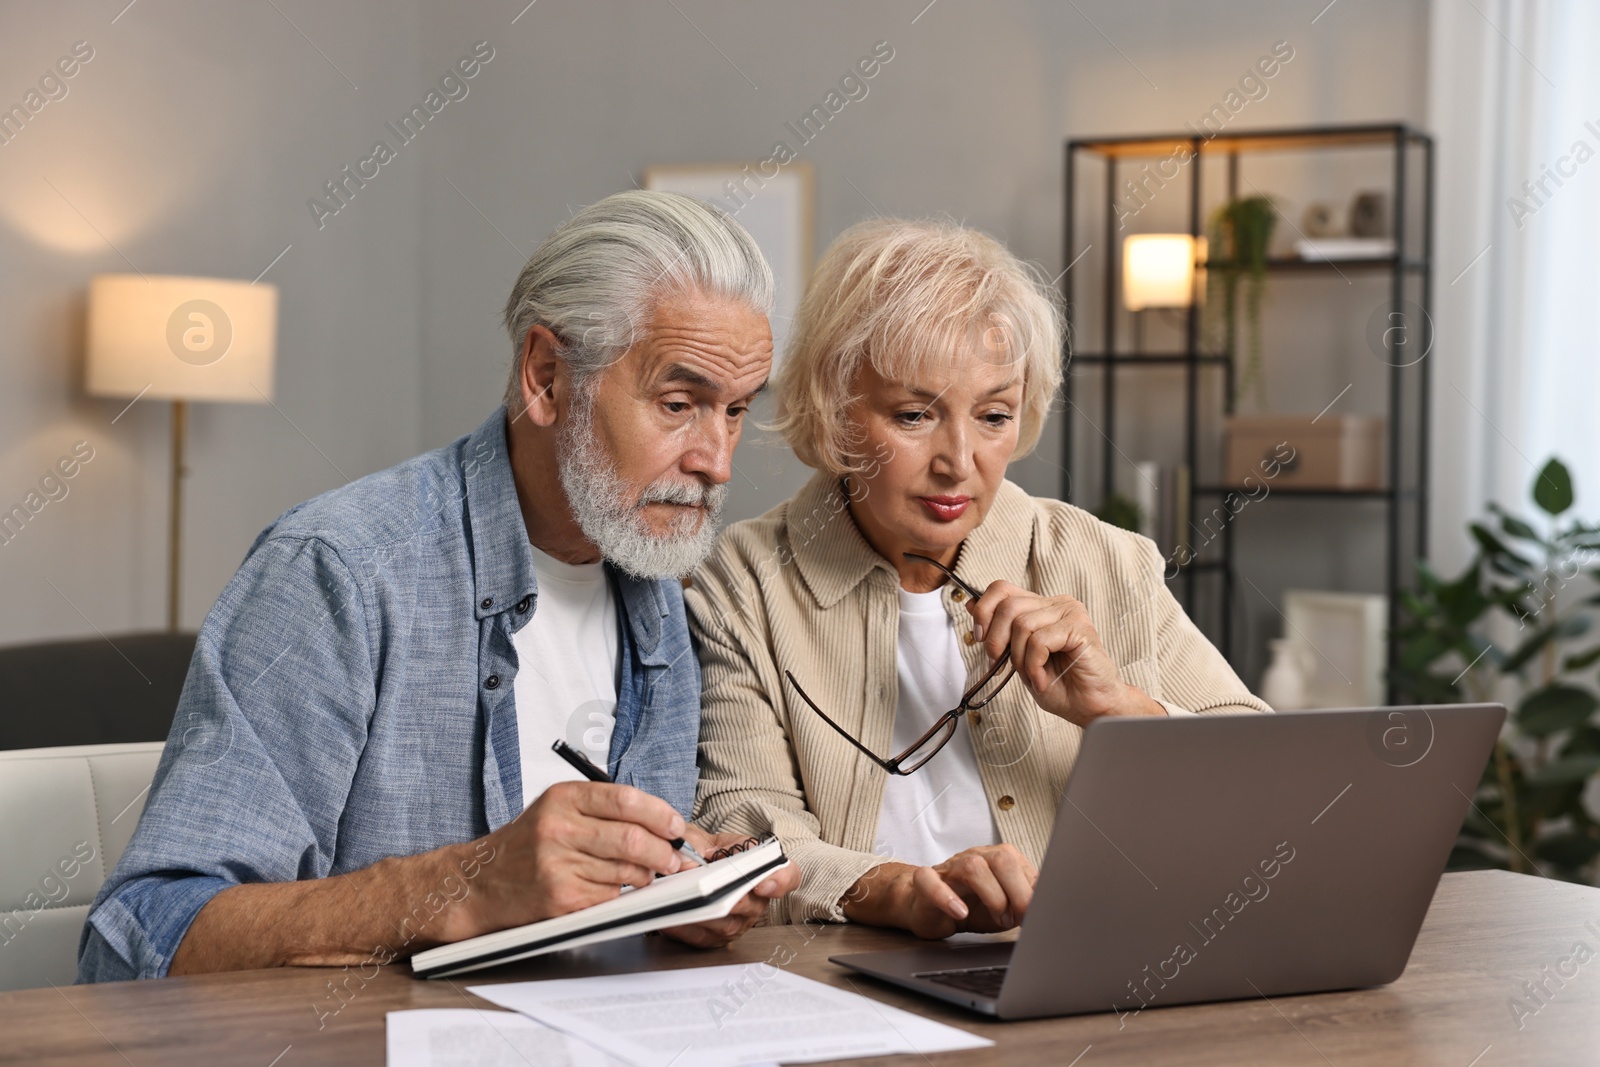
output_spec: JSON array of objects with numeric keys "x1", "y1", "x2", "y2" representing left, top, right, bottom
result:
[{"x1": 79, "y1": 191, "x2": 796, "y2": 985}]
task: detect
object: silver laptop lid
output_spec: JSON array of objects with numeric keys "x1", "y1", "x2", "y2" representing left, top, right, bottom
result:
[{"x1": 998, "y1": 704, "x2": 1505, "y2": 1020}]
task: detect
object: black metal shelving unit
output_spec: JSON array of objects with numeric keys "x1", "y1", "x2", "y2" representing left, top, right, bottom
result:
[{"x1": 1060, "y1": 123, "x2": 1434, "y2": 699}]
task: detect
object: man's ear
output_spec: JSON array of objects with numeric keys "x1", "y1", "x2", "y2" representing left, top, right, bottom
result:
[{"x1": 518, "y1": 325, "x2": 566, "y2": 428}]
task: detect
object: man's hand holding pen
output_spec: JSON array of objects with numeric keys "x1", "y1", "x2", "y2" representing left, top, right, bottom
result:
[{"x1": 448, "y1": 739, "x2": 796, "y2": 950}]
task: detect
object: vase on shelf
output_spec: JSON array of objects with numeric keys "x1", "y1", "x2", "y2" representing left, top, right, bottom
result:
[{"x1": 1260, "y1": 638, "x2": 1310, "y2": 710}]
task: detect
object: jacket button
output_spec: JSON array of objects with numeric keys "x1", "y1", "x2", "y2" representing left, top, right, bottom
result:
[
  {"x1": 484, "y1": 674, "x2": 501, "y2": 690},
  {"x1": 997, "y1": 794, "x2": 1015, "y2": 811},
  {"x1": 481, "y1": 596, "x2": 494, "y2": 610},
  {"x1": 971, "y1": 712, "x2": 983, "y2": 727},
  {"x1": 963, "y1": 631, "x2": 978, "y2": 645},
  {"x1": 515, "y1": 596, "x2": 532, "y2": 613},
  {"x1": 951, "y1": 589, "x2": 967, "y2": 602}
]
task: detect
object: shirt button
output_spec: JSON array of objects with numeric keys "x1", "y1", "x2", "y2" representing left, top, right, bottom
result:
[
  {"x1": 484, "y1": 674, "x2": 501, "y2": 690},
  {"x1": 997, "y1": 794, "x2": 1015, "y2": 811},
  {"x1": 481, "y1": 596, "x2": 494, "y2": 610},
  {"x1": 515, "y1": 596, "x2": 532, "y2": 613}
]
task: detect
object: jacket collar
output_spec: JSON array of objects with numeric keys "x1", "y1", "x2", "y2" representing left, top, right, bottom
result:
[
  {"x1": 788, "y1": 469, "x2": 1037, "y2": 609},
  {"x1": 463, "y1": 408, "x2": 669, "y2": 660}
]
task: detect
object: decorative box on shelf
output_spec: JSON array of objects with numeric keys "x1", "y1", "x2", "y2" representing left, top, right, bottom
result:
[{"x1": 1224, "y1": 414, "x2": 1385, "y2": 491}]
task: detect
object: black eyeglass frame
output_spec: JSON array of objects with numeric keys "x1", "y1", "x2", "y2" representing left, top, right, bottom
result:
[{"x1": 782, "y1": 553, "x2": 1018, "y2": 776}]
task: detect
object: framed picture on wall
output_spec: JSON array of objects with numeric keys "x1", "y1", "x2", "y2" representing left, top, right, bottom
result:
[
  {"x1": 1282, "y1": 590, "x2": 1388, "y2": 708},
  {"x1": 643, "y1": 163, "x2": 815, "y2": 362}
]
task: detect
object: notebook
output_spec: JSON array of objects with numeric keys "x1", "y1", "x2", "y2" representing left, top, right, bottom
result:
[{"x1": 410, "y1": 836, "x2": 788, "y2": 979}]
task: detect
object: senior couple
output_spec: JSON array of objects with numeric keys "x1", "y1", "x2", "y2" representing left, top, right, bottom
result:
[{"x1": 81, "y1": 192, "x2": 1266, "y2": 982}]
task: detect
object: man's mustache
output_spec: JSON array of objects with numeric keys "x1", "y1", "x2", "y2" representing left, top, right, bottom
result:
[{"x1": 638, "y1": 480, "x2": 727, "y2": 511}]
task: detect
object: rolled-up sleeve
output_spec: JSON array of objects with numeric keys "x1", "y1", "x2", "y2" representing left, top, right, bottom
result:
[{"x1": 78, "y1": 534, "x2": 375, "y2": 982}]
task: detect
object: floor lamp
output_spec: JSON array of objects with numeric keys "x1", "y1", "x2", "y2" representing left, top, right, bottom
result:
[{"x1": 86, "y1": 275, "x2": 278, "y2": 632}]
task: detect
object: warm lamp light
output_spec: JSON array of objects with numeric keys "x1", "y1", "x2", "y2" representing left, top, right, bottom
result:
[
  {"x1": 86, "y1": 275, "x2": 279, "y2": 630},
  {"x1": 1122, "y1": 234, "x2": 1198, "y2": 311}
]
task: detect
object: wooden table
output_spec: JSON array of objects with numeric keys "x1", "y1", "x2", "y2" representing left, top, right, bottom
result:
[{"x1": 5, "y1": 870, "x2": 1598, "y2": 1065}]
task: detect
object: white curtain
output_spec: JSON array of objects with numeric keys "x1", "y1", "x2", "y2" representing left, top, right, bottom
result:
[{"x1": 1428, "y1": 0, "x2": 1600, "y2": 567}]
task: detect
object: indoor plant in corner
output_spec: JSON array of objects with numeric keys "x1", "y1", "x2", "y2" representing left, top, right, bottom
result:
[{"x1": 1392, "y1": 458, "x2": 1600, "y2": 883}]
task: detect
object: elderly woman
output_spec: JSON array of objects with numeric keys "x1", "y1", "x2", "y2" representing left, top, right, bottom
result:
[{"x1": 686, "y1": 218, "x2": 1268, "y2": 940}]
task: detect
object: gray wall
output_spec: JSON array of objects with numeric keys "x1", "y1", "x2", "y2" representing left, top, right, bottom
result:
[
  {"x1": 0, "y1": 0, "x2": 425, "y2": 644},
  {"x1": 1, "y1": 0, "x2": 1428, "y2": 686}
]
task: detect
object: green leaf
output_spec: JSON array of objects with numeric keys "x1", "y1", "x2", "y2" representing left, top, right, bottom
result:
[
  {"x1": 1526, "y1": 755, "x2": 1600, "y2": 785},
  {"x1": 1559, "y1": 725, "x2": 1600, "y2": 755},
  {"x1": 1502, "y1": 624, "x2": 1558, "y2": 674},
  {"x1": 1533, "y1": 831, "x2": 1600, "y2": 871},
  {"x1": 1557, "y1": 614, "x2": 1594, "y2": 640},
  {"x1": 1497, "y1": 615, "x2": 1586, "y2": 675},
  {"x1": 1563, "y1": 645, "x2": 1600, "y2": 672},
  {"x1": 1398, "y1": 632, "x2": 1451, "y2": 671},
  {"x1": 1533, "y1": 458, "x2": 1575, "y2": 516},
  {"x1": 1094, "y1": 493, "x2": 1144, "y2": 533},
  {"x1": 1493, "y1": 506, "x2": 1542, "y2": 544},
  {"x1": 1470, "y1": 524, "x2": 1535, "y2": 572},
  {"x1": 1518, "y1": 684, "x2": 1600, "y2": 737}
]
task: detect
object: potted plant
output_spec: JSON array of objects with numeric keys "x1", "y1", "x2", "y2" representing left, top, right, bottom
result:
[
  {"x1": 1205, "y1": 195, "x2": 1276, "y2": 409},
  {"x1": 1391, "y1": 458, "x2": 1600, "y2": 882}
]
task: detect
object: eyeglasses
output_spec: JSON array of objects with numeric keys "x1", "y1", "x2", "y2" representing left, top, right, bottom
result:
[{"x1": 783, "y1": 553, "x2": 1018, "y2": 775}]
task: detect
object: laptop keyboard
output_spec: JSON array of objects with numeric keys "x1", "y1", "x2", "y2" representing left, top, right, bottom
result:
[{"x1": 916, "y1": 965, "x2": 1009, "y2": 998}]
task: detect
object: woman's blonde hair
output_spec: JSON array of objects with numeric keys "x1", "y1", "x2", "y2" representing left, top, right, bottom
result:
[{"x1": 772, "y1": 217, "x2": 1064, "y2": 475}]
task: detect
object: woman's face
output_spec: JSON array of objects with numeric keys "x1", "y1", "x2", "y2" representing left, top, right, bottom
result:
[{"x1": 845, "y1": 345, "x2": 1024, "y2": 573}]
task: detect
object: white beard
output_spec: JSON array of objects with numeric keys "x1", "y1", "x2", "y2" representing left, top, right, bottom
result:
[{"x1": 556, "y1": 386, "x2": 727, "y2": 580}]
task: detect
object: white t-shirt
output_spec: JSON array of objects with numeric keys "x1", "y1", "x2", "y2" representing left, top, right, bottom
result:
[
  {"x1": 511, "y1": 544, "x2": 620, "y2": 809},
  {"x1": 875, "y1": 587, "x2": 1002, "y2": 868}
]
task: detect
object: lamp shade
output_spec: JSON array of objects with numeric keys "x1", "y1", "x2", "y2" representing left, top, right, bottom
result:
[
  {"x1": 1122, "y1": 234, "x2": 1198, "y2": 311},
  {"x1": 87, "y1": 275, "x2": 277, "y2": 402}
]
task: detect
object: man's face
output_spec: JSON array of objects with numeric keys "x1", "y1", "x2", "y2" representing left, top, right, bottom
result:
[{"x1": 557, "y1": 288, "x2": 772, "y2": 577}]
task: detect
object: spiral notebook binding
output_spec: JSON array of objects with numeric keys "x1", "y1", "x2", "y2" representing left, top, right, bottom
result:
[{"x1": 707, "y1": 832, "x2": 777, "y2": 862}]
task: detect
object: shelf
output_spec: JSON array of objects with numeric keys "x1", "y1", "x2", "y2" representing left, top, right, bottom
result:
[
  {"x1": 1204, "y1": 256, "x2": 1428, "y2": 274},
  {"x1": 1069, "y1": 353, "x2": 1229, "y2": 365},
  {"x1": 1068, "y1": 122, "x2": 1428, "y2": 159},
  {"x1": 1060, "y1": 120, "x2": 1434, "y2": 693},
  {"x1": 1192, "y1": 485, "x2": 1415, "y2": 500}
]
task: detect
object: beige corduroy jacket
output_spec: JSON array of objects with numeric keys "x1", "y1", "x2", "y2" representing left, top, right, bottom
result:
[{"x1": 685, "y1": 472, "x2": 1270, "y2": 924}]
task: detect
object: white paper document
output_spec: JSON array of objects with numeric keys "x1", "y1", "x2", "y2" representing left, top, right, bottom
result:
[
  {"x1": 386, "y1": 1008, "x2": 632, "y2": 1067},
  {"x1": 469, "y1": 964, "x2": 992, "y2": 1067}
]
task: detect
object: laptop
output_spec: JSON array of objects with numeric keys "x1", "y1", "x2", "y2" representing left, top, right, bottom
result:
[{"x1": 831, "y1": 703, "x2": 1505, "y2": 1020}]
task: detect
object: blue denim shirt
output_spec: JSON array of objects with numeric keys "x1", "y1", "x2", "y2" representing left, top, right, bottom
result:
[{"x1": 77, "y1": 409, "x2": 702, "y2": 982}]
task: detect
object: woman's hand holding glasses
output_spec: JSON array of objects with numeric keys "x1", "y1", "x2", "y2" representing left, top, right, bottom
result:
[{"x1": 963, "y1": 581, "x2": 1167, "y2": 728}]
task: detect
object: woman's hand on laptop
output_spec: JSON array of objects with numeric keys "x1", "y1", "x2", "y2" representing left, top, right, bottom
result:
[
  {"x1": 843, "y1": 844, "x2": 1038, "y2": 939},
  {"x1": 658, "y1": 827, "x2": 800, "y2": 948},
  {"x1": 965, "y1": 582, "x2": 1166, "y2": 727}
]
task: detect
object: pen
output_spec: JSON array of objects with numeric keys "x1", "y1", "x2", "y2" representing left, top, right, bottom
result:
[{"x1": 550, "y1": 739, "x2": 707, "y2": 866}]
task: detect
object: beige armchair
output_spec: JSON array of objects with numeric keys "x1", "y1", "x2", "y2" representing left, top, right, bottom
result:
[{"x1": 0, "y1": 742, "x2": 163, "y2": 991}]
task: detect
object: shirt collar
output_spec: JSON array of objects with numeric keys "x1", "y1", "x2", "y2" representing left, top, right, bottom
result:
[
  {"x1": 465, "y1": 409, "x2": 538, "y2": 623},
  {"x1": 788, "y1": 469, "x2": 1037, "y2": 609},
  {"x1": 464, "y1": 408, "x2": 671, "y2": 660}
]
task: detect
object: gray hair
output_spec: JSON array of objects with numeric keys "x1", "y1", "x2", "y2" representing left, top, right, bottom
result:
[{"x1": 502, "y1": 190, "x2": 775, "y2": 411}]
